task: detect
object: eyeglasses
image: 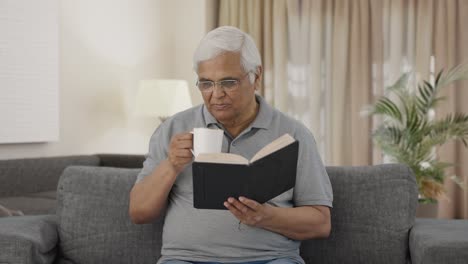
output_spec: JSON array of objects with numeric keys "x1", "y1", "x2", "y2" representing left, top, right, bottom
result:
[{"x1": 196, "y1": 73, "x2": 250, "y2": 93}]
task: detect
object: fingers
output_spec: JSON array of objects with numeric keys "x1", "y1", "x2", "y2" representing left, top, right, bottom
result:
[
  {"x1": 169, "y1": 132, "x2": 193, "y2": 152},
  {"x1": 171, "y1": 133, "x2": 193, "y2": 146},
  {"x1": 168, "y1": 132, "x2": 194, "y2": 172},
  {"x1": 174, "y1": 132, "x2": 193, "y2": 139},
  {"x1": 224, "y1": 198, "x2": 244, "y2": 219},
  {"x1": 225, "y1": 197, "x2": 259, "y2": 212},
  {"x1": 172, "y1": 148, "x2": 192, "y2": 158},
  {"x1": 225, "y1": 197, "x2": 249, "y2": 213},
  {"x1": 174, "y1": 133, "x2": 192, "y2": 147},
  {"x1": 238, "y1": 196, "x2": 260, "y2": 211},
  {"x1": 224, "y1": 197, "x2": 264, "y2": 226}
]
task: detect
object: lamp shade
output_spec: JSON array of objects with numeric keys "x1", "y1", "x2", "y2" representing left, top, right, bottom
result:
[{"x1": 134, "y1": 79, "x2": 192, "y2": 118}]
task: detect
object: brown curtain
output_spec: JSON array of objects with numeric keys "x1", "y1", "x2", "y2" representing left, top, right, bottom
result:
[
  {"x1": 432, "y1": 0, "x2": 468, "y2": 219},
  {"x1": 215, "y1": 0, "x2": 468, "y2": 219},
  {"x1": 330, "y1": 0, "x2": 373, "y2": 165},
  {"x1": 382, "y1": 0, "x2": 468, "y2": 219},
  {"x1": 218, "y1": 0, "x2": 374, "y2": 166},
  {"x1": 218, "y1": 0, "x2": 288, "y2": 106}
]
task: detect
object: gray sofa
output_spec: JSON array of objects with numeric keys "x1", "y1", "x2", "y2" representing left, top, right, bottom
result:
[
  {"x1": 0, "y1": 154, "x2": 145, "y2": 215},
  {"x1": 1, "y1": 160, "x2": 468, "y2": 263}
]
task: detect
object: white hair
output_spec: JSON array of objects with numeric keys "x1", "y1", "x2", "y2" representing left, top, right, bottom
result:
[{"x1": 193, "y1": 26, "x2": 262, "y2": 84}]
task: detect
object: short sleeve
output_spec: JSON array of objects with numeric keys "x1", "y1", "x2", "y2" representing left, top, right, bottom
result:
[
  {"x1": 293, "y1": 125, "x2": 333, "y2": 207},
  {"x1": 134, "y1": 123, "x2": 169, "y2": 184}
]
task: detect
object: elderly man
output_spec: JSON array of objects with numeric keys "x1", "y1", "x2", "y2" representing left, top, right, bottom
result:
[{"x1": 129, "y1": 26, "x2": 333, "y2": 264}]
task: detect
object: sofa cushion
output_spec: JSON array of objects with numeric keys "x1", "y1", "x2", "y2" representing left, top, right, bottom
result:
[
  {"x1": 0, "y1": 215, "x2": 58, "y2": 264},
  {"x1": 301, "y1": 164, "x2": 417, "y2": 264},
  {"x1": 56, "y1": 166, "x2": 163, "y2": 264},
  {"x1": 0, "y1": 195, "x2": 57, "y2": 215},
  {"x1": 409, "y1": 218, "x2": 468, "y2": 264},
  {"x1": 0, "y1": 155, "x2": 100, "y2": 197}
]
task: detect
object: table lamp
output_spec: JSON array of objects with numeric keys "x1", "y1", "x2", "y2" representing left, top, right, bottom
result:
[{"x1": 134, "y1": 79, "x2": 193, "y2": 122}]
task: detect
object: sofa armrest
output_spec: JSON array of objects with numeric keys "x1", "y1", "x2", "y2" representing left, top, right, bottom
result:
[
  {"x1": 410, "y1": 218, "x2": 468, "y2": 264},
  {"x1": 0, "y1": 215, "x2": 58, "y2": 264}
]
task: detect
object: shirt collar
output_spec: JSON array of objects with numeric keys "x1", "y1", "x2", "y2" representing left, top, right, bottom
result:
[{"x1": 202, "y1": 94, "x2": 272, "y2": 130}]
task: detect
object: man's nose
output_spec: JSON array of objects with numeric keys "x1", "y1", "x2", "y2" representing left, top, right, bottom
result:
[{"x1": 212, "y1": 84, "x2": 226, "y2": 97}]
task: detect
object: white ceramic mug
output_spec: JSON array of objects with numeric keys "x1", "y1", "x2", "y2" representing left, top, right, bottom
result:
[{"x1": 191, "y1": 128, "x2": 224, "y2": 157}]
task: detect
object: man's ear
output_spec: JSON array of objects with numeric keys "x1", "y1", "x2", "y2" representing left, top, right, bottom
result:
[{"x1": 254, "y1": 66, "x2": 263, "y2": 90}]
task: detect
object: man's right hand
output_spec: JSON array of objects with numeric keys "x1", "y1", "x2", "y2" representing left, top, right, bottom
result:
[
  {"x1": 129, "y1": 131, "x2": 193, "y2": 224},
  {"x1": 168, "y1": 132, "x2": 193, "y2": 174}
]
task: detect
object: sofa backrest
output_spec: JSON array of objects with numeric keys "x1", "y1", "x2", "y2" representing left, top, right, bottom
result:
[
  {"x1": 301, "y1": 164, "x2": 418, "y2": 264},
  {"x1": 56, "y1": 166, "x2": 162, "y2": 264},
  {"x1": 96, "y1": 154, "x2": 145, "y2": 169},
  {"x1": 0, "y1": 155, "x2": 100, "y2": 197},
  {"x1": 56, "y1": 164, "x2": 417, "y2": 264},
  {"x1": 0, "y1": 154, "x2": 146, "y2": 198}
]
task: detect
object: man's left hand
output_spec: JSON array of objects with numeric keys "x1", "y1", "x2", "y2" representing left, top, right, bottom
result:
[
  {"x1": 224, "y1": 196, "x2": 273, "y2": 227},
  {"x1": 225, "y1": 196, "x2": 331, "y2": 240}
]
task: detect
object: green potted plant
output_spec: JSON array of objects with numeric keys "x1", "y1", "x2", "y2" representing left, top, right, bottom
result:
[{"x1": 364, "y1": 64, "x2": 468, "y2": 204}]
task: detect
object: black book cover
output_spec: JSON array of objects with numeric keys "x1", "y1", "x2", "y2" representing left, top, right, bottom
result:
[{"x1": 192, "y1": 141, "x2": 299, "y2": 209}]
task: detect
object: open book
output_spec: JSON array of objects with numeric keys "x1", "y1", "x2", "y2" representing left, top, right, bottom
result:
[
  {"x1": 194, "y1": 134, "x2": 296, "y2": 164},
  {"x1": 192, "y1": 134, "x2": 299, "y2": 209}
]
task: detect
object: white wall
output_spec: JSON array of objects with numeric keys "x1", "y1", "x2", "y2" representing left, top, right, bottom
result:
[{"x1": 0, "y1": 0, "x2": 208, "y2": 159}]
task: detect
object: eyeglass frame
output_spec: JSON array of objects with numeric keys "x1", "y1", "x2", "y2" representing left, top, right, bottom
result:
[{"x1": 196, "y1": 72, "x2": 252, "y2": 93}]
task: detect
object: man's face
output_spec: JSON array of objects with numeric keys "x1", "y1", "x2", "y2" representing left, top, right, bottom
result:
[{"x1": 197, "y1": 52, "x2": 257, "y2": 125}]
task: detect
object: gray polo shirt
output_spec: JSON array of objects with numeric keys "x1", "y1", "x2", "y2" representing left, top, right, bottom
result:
[{"x1": 136, "y1": 95, "x2": 333, "y2": 264}]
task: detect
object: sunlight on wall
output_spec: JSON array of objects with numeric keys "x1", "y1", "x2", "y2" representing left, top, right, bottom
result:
[{"x1": 65, "y1": 0, "x2": 160, "y2": 67}]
